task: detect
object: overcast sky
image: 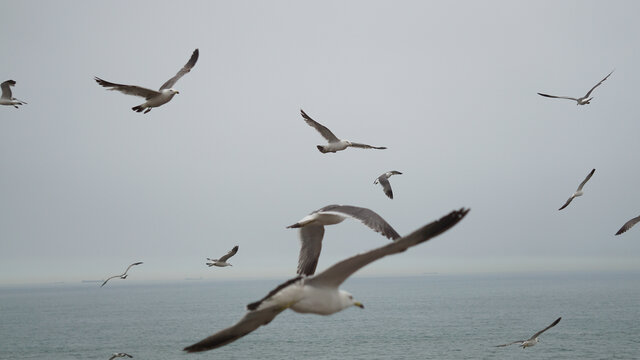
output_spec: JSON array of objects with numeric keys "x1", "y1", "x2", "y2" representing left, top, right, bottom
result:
[{"x1": 1, "y1": 1, "x2": 640, "y2": 285}]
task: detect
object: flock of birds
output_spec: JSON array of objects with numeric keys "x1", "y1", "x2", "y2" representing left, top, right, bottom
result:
[{"x1": 3, "y1": 48, "x2": 637, "y2": 356}]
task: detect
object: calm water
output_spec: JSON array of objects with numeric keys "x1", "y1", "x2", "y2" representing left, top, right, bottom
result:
[{"x1": 1, "y1": 272, "x2": 639, "y2": 359}]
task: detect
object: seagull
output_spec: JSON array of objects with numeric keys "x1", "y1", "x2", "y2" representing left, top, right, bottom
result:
[
  {"x1": 100, "y1": 262, "x2": 143, "y2": 287},
  {"x1": 374, "y1": 171, "x2": 403, "y2": 199},
  {"x1": 108, "y1": 353, "x2": 133, "y2": 360},
  {"x1": 300, "y1": 109, "x2": 387, "y2": 153},
  {"x1": 183, "y1": 208, "x2": 469, "y2": 353},
  {"x1": 558, "y1": 168, "x2": 595, "y2": 210},
  {"x1": 206, "y1": 245, "x2": 239, "y2": 267},
  {"x1": 95, "y1": 48, "x2": 199, "y2": 113},
  {"x1": 615, "y1": 215, "x2": 640, "y2": 235},
  {"x1": 496, "y1": 317, "x2": 561, "y2": 349},
  {"x1": 286, "y1": 204, "x2": 401, "y2": 276},
  {"x1": 538, "y1": 70, "x2": 614, "y2": 105},
  {"x1": 0, "y1": 80, "x2": 27, "y2": 108}
]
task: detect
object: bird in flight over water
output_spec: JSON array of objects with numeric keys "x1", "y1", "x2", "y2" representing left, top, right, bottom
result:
[
  {"x1": 206, "y1": 245, "x2": 239, "y2": 267},
  {"x1": 100, "y1": 262, "x2": 143, "y2": 287},
  {"x1": 496, "y1": 317, "x2": 561, "y2": 349}
]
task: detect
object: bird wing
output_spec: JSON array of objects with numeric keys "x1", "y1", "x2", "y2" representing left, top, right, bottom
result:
[
  {"x1": 349, "y1": 142, "x2": 387, "y2": 150},
  {"x1": 495, "y1": 340, "x2": 525, "y2": 347},
  {"x1": 377, "y1": 176, "x2": 394, "y2": 199},
  {"x1": 615, "y1": 215, "x2": 640, "y2": 235},
  {"x1": 584, "y1": 70, "x2": 614, "y2": 98},
  {"x1": 296, "y1": 225, "x2": 325, "y2": 276},
  {"x1": 318, "y1": 205, "x2": 401, "y2": 240},
  {"x1": 218, "y1": 245, "x2": 239, "y2": 262},
  {"x1": 306, "y1": 208, "x2": 469, "y2": 288},
  {"x1": 528, "y1": 317, "x2": 561, "y2": 340},
  {"x1": 576, "y1": 168, "x2": 596, "y2": 191},
  {"x1": 558, "y1": 195, "x2": 575, "y2": 210},
  {"x1": 1, "y1": 80, "x2": 15, "y2": 99},
  {"x1": 123, "y1": 262, "x2": 143, "y2": 275},
  {"x1": 159, "y1": 48, "x2": 199, "y2": 90},
  {"x1": 94, "y1": 77, "x2": 160, "y2": 99},
  {"x1": 100, "y1": 275, "x2": 120, "y2": 287},
  {"x1": 300, "y1": 109, "x2": 340, "y2": 142},
  {"x1": 184, "y1": 301, "x2": 287, "y2": 352},
  {"x1": 537, "y1": 93, "x2": 579, "y2": 101}
]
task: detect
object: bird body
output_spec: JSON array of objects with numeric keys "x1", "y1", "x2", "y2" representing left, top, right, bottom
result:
[
  {"x1": 374, "y1": 171, "x2": 403, "y2": 199},
  {"x1": 0, "y1": 80, "x2": 27, "y2": 108},
  {"x1": 100, "y1": 262, "x2": 143, "y2": 287},
  {"x1": 558, "y1": 169, "x2": 595, "y2": 210},
  {"x1": 538, "y1": 70, "x2": 613, "y2": 105},
  {"x1": 95, "y1": 48, "x2": 198, "y2": 113},
  {"x1": 109, "y1": 353, "x2": 133, "y2": 360},
  {"x1": 496, "y1": 317, "x2": 561, "y2": 349},
  {"x1": 207, "y1": 245, "x2": 239, "y2": 267}
]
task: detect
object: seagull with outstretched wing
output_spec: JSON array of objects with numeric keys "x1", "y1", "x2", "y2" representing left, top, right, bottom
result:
[
  {"x1": 108, "y1": 353, "x2": 133, "y2": 360},
  {"x1": 95, "y1": 48, "x2": 198, "y2": 113},
  {"x1": 206, "y1": 246, "x2": 239, "y2": 267},
  {"x1": 0, "y1": 80, "x2": 27, "y2": 108},
  {"x1": 300, "y1": 109, "x2": 386, "y2": 153},
  {"x1": 100, "y1": 262, "x2": 143, "y2": 287},
  {"x1": 558, "y1": 169, "x2": 595, "y2": 210},
  {"x1": 538, "y1": 70, "x2": 613, "y2": 105},
  {"x1": 496, "y1": 317, "x2": 561, "y2": 349},
  {"x1": 374, "y1": 171, "x2": 403, "y2": 199}
]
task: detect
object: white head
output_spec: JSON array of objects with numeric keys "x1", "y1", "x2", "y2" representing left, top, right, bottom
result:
[
  {"x1": 339, "y1": 290, "x2": 364, "y2": 310},
  {"x1": 163, "y1": 88, "x2": 180, "y2": 95}
]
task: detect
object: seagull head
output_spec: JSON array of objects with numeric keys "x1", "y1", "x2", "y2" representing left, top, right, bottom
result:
[
  {"x1": 340, "y1": 290, "x2": 364, "y2": 309},
  {"x1": 163, "y1": 88, "x2": 179, "y2": 95}
]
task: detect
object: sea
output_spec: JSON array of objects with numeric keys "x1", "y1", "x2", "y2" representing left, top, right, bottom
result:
[{"x1": 1, "y1": 272, "x2": 638, "y2": 360}]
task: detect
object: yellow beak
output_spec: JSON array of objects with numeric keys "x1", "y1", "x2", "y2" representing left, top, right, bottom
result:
[{"x1": 354, "y1": 301, "x2": 364, "y2": 309}]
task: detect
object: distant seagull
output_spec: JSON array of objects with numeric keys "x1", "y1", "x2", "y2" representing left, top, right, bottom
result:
[
  {"x1": 206, "y1": 245, "x2": 239, "y2": 267},
  {"x1": 615, "y1": 215, "x2": 640, "y2": 235},
  {"x1": 183, "y1": 208, "x2": 469, "y2": 353},
  {"x1": 108, "y1": 353, "x2": 133, "y2": 360},
  {"x1": 287, "y1": 204, "x2": 401, "y2": 276},
  {"x1": 300, "y1": 109, "x2": 387, "y2": 153},
  {"x1": 95, "y1": 48, "x2": 199, "y2": 113},
  {"x1": 538, "y1": 70, "x2": 613, "y2": 105},
  {"x1": 100, "y1": 262, "x2": 143, "y2": 287},
  {"x1": 0, "y1": 80, "x2": 27, "y2": 108},
  {"x1": 496, "y1": 317, "x2": 561, "y2": 349},
  {"x1": 374, "y1": 171, "x2": 403, "y2": 199},
  {"x1": 558, "y1": 168, "x2": 595, "y2": 210}
]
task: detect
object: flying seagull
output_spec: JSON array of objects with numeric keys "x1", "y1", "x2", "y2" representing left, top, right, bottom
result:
[
  {"x1": 1, "y1": 80, "x2": 27, "y2": 108},
  {"x1": 538, "y1": 70, "x2": 613, "y2": 105},
  {"x1": 300, "y1": 109, "x2": 387, "y2": 153},
  {"x1": 615, "y1": 215, "x2": 640, "y2": 235},
  {"x1": 374, "y1": 171, "x2": 403, "y2": 199},
  {"x1": 183, "y1": 208, "x2": 469, "y2": 353},
  {"x1": 287, "y1": 204, "x2": 401, "y2": 276},
  {"x1": 108, "y1": 353, "x2": 133, "y2": 360},
  {"x1": 496, "y1": 317, "x2": 561, "y2": 349},
  {"x1": 558, "y1": 168, "x2": 595, "y2": 210},
  {"x1": 100, "y1": 262, "x2": 143, "y2": 287},
  {"x1": 95, "y1": 48, "x2": 199, "y2": 113},
  {"x1": 206, "y1": 245, "x2": 239, "y2": 267}
]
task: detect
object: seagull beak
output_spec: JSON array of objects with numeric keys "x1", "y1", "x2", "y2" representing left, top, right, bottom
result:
[
  {"x1": 354, "y1": 301, "x2": 364, "y2": 309},
  {"x1": 176, "y1": 90, "x2": 180, "y2": 94}
]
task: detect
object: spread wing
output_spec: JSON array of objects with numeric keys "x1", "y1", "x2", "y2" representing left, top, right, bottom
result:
[
  {"x1": 615, "y1": 215, "x2": 640, "y2": 235},
  {"x1": 183, "y1": 305, "x2": 285, "y2": 353},
  {"x1": 349, "y1": 142, "x2": 387, "y2": 150},
  {"x1": 296, "y1": 225, "x2": 325, "y2": 276},
  {"x1": 584, "y1": 70, "x2": 614, "y2": 98},
  {"x1": 576, "y1": 168, "x2": 595, "y2": 191},
  {"x1": 219, "y1": 246, "x2": 239, "y2": 262},
  {"x1": 537, "y1": 93, "x2": 579, "y2": 101},
  {"x1": 558, "y1": 195, "x2": 575, "y2": 211},
  {"x1": 495, "y1": 340, "x2": 525, "y2": 347},
  {"x1": 317, "y1": 205, "x2": 401, "y2": 240},
  {"x1": 159, "y1": 48, "x2": 199, "y2": 90},
  {"x1": 1, "y1": 80, "x2": 15, "y2": 99},
  {"x1": 100, "y1": 275, "x2": 120, "y2": 287},
  {"x1": 300, "y1": 109, "x2": 340, "y2": 142},
  {"x1": 306, "y1": 208, "x2": 469, "y2": 288},
  {"x1": 123, "y1": 262, "x2": 143, "y2": 275},
  {"x1": 528, "y1": 317, "x2": 561, "y2": 340},
  {"x1": 377, "y1": 176, "x2": 394, "y2": 199},
  {"x1": 94, "y1": 77, "x2": 160, "y2": 99}
]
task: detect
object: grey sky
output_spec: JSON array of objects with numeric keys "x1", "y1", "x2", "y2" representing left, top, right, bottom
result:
[{"x1": 1, "y1": 1, "x2": 639, "y2": 285}]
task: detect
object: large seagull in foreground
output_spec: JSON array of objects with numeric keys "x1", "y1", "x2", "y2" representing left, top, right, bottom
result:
[
  {"x1": 558, "y1": 168, "x2": 595, "y2": 210},
  {"x1": 1, "y1": 80, "x2": 27, "y2": 108},
  {"x1": 537, "y1": 70, "x2": 613, "y2": 105},
  {"x1": 287, "y1": 204, "x2": 401, "y2": 276},
  {"x1": 496, "y1": 317, "x2": 561, "y2": 349},
  {"x1": 184, "y1": 208, "x2": 469, "y2": 353},
  {"x1": 300, "y1": 109, "x2": 387, "y2": 153},
  {"x1": 95, "y1": 48, "x2": 199, "y2": 113}
]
